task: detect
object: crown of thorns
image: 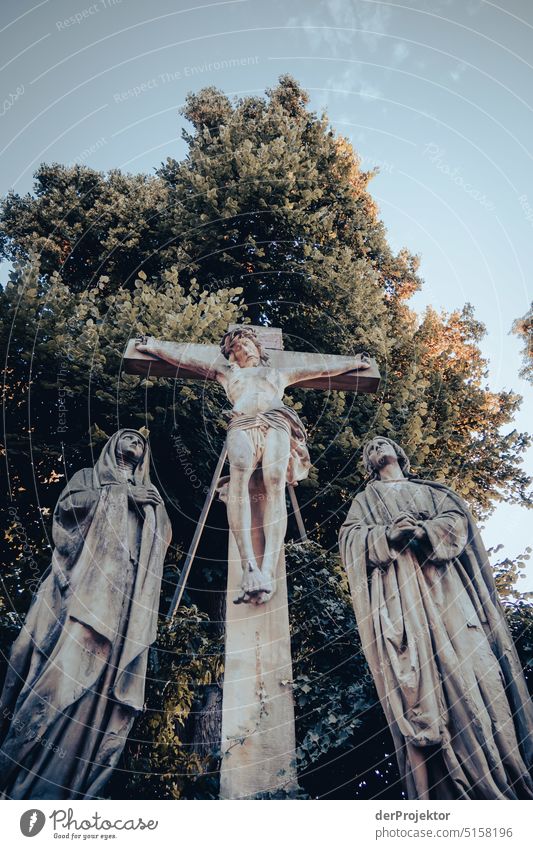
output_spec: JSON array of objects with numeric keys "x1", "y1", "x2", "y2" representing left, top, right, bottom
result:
[{"x1": 220, "y1": 328, "x2": 270, "y2": 364}]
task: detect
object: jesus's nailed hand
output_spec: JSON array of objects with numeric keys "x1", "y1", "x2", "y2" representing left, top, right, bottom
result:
[
  {"x1": 134, "y1": 335, "x2": 158, "y2": 356},
  {"x1": 355, "y1": 351, "x2": 372, "y2": 368}
]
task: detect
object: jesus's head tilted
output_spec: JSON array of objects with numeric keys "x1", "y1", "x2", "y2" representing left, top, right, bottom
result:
[{"x1": 220, "y1": 327, "x2": 270, "y2": 368}]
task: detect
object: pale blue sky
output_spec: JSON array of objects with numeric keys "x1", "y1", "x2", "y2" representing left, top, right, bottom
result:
[{"x1": 1, "y1": 0, "x2": 531, "y2": 584}]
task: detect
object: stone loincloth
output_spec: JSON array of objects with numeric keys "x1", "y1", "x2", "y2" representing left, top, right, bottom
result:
[{"x1": 217, "y1": 404, "x2": 311, "y2": 502}]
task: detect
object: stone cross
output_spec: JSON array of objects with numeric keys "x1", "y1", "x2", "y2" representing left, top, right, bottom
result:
[{"x1": 124, "y1": 326, "x2": 379, "y2": 798}]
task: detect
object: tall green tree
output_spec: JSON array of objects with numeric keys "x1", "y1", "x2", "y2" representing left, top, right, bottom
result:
[
  {"x1": 512, "y1": 302, "x2": 533, "y2": 384},
  {"x1": 0, "y1": 167, "x2": 169, "y2": 292},
  {"x1": 1, "y1": 76, "x2": 531, "y2": 799}
]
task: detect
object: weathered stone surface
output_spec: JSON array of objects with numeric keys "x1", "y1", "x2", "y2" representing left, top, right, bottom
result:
[
  {"x1": 220, "y1": 470, "x2": 297, "y2": 799},
  {"x1": 339, "y1": 436, "x2": 533, "y2": 800},
  {"x1": 0, "y1": 430, "x2": 171, "y2": 800}
]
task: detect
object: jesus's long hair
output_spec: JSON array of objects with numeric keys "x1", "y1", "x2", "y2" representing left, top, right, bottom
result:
[{"x1": 219, "y1": 327, "x2": 270, "y2": 365}]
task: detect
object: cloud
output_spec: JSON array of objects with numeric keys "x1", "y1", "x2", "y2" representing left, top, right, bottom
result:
[
  {"x1": 466, "y1": 0, "x2": 484, "y2": 15},
  {"x1": 285, "y1": 0, "x2": 392, "y2": 55},
  {"x1": 359, "y1": 83, "x2": 382, "y2": 100},
  {"x1": 321, "y1": 64, "x2": 383, "y2": 103},
  {"x1": 393, "y1": 41, "x2": 410, "y2": 63},
  {"x1": 450, "y1": 61, "x2": 467, "y2": 82}
]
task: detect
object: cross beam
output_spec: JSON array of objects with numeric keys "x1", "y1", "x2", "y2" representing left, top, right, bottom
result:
[{"x1": 123, "y1": 340, "x2": 380, "y2": 393}]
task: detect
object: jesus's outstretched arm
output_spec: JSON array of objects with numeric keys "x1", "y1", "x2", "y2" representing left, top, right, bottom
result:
[
  {"x1": 282, "y1": 351, "x2": 372, "y2": 387},
  {"x1": 135, "y1": 336, "x2": 224, "y2": 380}
]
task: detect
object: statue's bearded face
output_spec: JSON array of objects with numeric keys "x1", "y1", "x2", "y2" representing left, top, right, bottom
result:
[
  {"x1": 229, "y1": 335, "x2": 261, "y2": 368},
  {"x1": 366, "y1": 438, "x2": 399, "y2": 474},
  {"x1": 116, "y1": 432, "x2": 145, "y2": 464}
]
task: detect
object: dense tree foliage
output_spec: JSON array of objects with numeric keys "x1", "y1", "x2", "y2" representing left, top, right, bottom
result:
[
  {"x1": 512, "y1": 302, "x2": 533, "y2": 384},
  {"x1": 0, "y1": 169, "x2": 167, "y2": 292},
  {"x1": 1, "y1": 76, "x2": 531, "y2": 799}
]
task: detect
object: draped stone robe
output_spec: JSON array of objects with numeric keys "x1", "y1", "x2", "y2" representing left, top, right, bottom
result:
[
  {"x1": 339, "y1": 477, "x2": 533, "y2": 800},
  {"x1": 0, "y1": 431, "x2": 171, "y2": 800}
]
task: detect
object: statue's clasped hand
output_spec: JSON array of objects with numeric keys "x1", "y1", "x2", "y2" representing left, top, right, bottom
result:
[
  {"x1": 128, "y1": 485, "x2": 162, "y2": 507},
  {"x1": 387, "y1": 513, "x2": 427, "y2": 547}
]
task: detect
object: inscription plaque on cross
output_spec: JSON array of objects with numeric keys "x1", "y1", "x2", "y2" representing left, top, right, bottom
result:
[{"x1": 123, "y1": 326, "x2": 380, "y2": 799}]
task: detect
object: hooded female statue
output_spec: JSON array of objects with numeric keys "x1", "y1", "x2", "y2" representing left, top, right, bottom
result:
[
  {"x1": 0, "y1": 429, "x2": 171, "y2": 800},
  {"x1": 339, "y1": 436, "x2": 533, "y2": 800}
]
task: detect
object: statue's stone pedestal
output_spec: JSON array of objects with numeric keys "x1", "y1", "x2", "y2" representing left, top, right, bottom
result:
[{"x1": 219, "y1": 471, "x2": 298, "y2": 799}]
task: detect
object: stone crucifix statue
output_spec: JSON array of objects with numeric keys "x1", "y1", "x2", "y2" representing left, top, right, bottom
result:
[
  {"x1": 126, "y1": 325, "x2": 379, "y2": 798},
  {"x1": 135, "y1": 327, "x2": 373, "y2": 606}
]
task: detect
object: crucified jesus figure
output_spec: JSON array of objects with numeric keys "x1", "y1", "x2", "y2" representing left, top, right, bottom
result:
[{"x1": 135, "y1": 328, "x2": 371, "y2": 605}]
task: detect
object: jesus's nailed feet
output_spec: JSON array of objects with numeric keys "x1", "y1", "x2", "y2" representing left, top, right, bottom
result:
[{"x1": 233, "y1": 561, "x2": 273, "y2": 605}]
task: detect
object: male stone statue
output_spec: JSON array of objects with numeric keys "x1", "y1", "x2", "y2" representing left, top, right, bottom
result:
[
  {"x1": 339, "y1": 436, "x2": 533, "y2": 800},
  {"x1": 136, "y1": 327, "x2": 370, "y2": 605},
  {"x1": 0, "y1": 429, "x2": 171, "y2": 799}
]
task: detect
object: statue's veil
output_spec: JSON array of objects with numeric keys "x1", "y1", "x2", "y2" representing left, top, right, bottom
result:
[{"x1": 93, "y1": 429, "x2": 151, "y2": 487}]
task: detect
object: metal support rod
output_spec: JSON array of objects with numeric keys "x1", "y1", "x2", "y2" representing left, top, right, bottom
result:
[
  {"x1": 288, "y1": 484, "x2": 308, "y2": 542},
  {"x1": 167, "y1": 442, "x2": 228, "y2": 620}
]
